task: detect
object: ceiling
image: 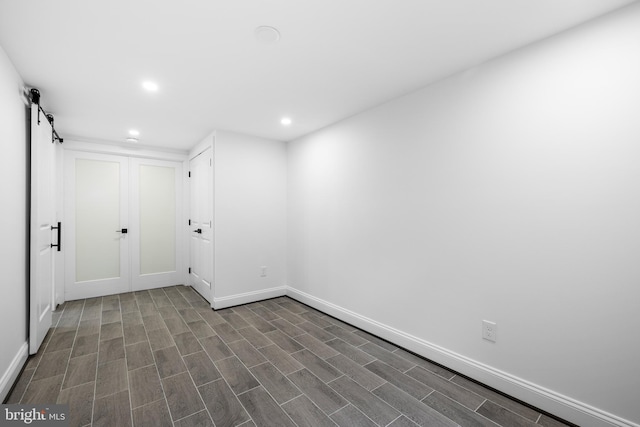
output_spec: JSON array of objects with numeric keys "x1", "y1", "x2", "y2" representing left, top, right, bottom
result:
[{"x1": 0, "y1": 0, "x2": 636, "y2": 151}]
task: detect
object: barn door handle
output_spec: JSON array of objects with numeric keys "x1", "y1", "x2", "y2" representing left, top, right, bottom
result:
[{"x1": 51, "y1": 222, "x2": 61, "y2": 252}]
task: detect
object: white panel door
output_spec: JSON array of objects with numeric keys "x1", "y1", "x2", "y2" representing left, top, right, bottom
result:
[
  {"x1": 189, "y1": 148, "x2": 213, "y2": 302},
  {"x1": 64, "y1": 151, "x2": 129, "y2": 300},
  {"x1": 29, "y1": 107, "x2": 55, "y2": 354},
  {"x1": 130, "y1": 158, "x2": 183, "y2": 291}
]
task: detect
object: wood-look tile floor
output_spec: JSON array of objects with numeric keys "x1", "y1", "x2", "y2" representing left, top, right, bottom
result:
[{"x1": 7, "y1": 286, "x2": 572, "y2": 427}]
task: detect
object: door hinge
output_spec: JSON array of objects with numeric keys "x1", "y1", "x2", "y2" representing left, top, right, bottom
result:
[
  {"x1": 188, "y1": 171, "x2": 191, "y2": 177},
  {"x1": 188, "y1": 267, "x2": 191, "y2": 274},
  {"x1": 188, "y1": 219, "x2": 191, "y2": 226},
  {"x1": 210, "y1": 158, "x2": 212, "y2": 166}
]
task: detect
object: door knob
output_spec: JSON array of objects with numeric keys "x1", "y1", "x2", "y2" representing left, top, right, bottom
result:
[
  {"x1": 193, "y1": 228, "x2": 202, "y2": 234},
  {"x1": 116, "y1": 228, "x2": 128, "y2": 234}
]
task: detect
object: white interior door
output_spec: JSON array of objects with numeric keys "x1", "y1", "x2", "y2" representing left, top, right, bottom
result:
[
  {"x1": 29, "y1": 107, "x2": 55, "y2": 354},
  {"x1": 130, "y1": 158, "x2": 183, "y2": 291},
  {"x1": 64, "y1": 151, "x2": 129, "y2": 300},
  {"x1": 189, "y1": 148, "x2": 213, "y2": 302}
]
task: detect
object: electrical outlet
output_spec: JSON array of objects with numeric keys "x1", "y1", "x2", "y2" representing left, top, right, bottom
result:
[
  {"x1": 260, "y1": 266, "x2": 267, "y2": 277},
  {"x1": 482, "y1": 320, "x2": 497, "y2": 343}
]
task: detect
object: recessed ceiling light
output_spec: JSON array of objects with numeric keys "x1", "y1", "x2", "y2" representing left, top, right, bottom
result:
[
  {"x1": 255, "y1": 26, "x2": 281, "y2": 44},
  {"x1": 128, "y1": 129, "x2": 140, "y2": 136},
  {"x1": 281, "y1": 117, "x2": 292, "y2": 126},
  {"x1": 126, "y1": 137, "x2": 139, "y2": 143},
  {"x1": 142, "y1": 81, "x2": 158, "y2": 91}
]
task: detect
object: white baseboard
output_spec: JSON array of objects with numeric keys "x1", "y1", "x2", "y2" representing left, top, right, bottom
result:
[
  {"x1": 213, "y1": 286, "x2": 286, "y2": 310},
  {"x1": 286, "y1": 286, "x2": 638, "y2": 427},
  {"x1": 0, "y1": 342, "x2": 28, "y2": 403}
]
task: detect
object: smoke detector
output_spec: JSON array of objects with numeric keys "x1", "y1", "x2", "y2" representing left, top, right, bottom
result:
[{"x1": 255, "y1": 26, "x2": 280, "y2": 44}]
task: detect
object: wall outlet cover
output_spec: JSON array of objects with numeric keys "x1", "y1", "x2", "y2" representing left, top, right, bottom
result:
[{"x1": 482, "y1": 320, "x2": 497, "y2": 343}]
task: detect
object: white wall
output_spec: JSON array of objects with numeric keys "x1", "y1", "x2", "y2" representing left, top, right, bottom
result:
[
  {"x1": 0, "y1": 44, "x2": 28, "y2": 401},
  {"x1": 214, "y1": 130, "x2": 287, "y2": 308},
  {"x1": 288, "y1": 3, "x2": 640, "y2": 427}
]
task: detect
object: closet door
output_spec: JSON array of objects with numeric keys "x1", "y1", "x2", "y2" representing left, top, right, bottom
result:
[
  {"x1": 189, "y1": 148, "x2": 213, "y2": 302},
  {"x1": 64, "y1": 151, "x2": 129, "y2": 300},
  {"x1": 130, "y1": 158, "x2": 182, "y2": 291}
]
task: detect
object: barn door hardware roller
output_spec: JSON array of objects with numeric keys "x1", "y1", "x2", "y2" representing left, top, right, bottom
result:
[{"x1": 29, "y1": 88, "x2": 64, "y2": 144}]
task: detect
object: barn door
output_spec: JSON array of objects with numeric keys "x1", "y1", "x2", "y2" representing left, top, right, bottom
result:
[{"x1": 29, "y1": 106, "x2": 56, "y2": 354}]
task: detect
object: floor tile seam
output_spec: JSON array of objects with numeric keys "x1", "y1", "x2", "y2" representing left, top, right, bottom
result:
[
  {"x1": 137, "y1": 298, "x2": 176, "y2": 427},
  {"x1": 371, "y1": 378, "x2": 433, "y2": 405},
  {"x1": 291, "y1": 334, "x2": 342, "y2": 363},
  {"x1": 116, "y1": 294, "x2": 135, "y2": 427},
  {"x1": 255, "y1": 382, "x2": 300, "y2": 427},
  {"x1": 365, "y1": 359, "x2": 432, "y2": 392},
  {"x1": 34, "y1": 307, "x2": 63, "y2": 364},
  {"x1": 225, "y1": 340, "x2": 301, "y2": 427},
  {"x1": 404, "y1": 362, "x2": 455, "y2": 382},
  {"x1": 125, "y1": 360, "x2": 155, "y2": 372},
  {"x1": 90, "y1": 299, "x2": 104, "y2": 426},
  {"x1": 325, "y1": 401, "x2": 350, "y2": 418},
  {"x1": 428, "y1": 391, "x2": 501, "y2": 427},
  {"x1": 330, "y1": 373, "x2": 416, "y2": 425},
  {"x1": 422, "y1": 389, "x2": 436, "y2": 402},
  {"x1": 283, "y1": 297, "x2": 443, "y2": 367},
  {"x1": 285, "y1": 366, "x2": 305, "y2": 378},
  {"x1": 325, "y1": 373, "x2": 347, "y2": 387},
  {"x1": 185, "y1": 321, "x2": 224, "y2": 367},
  {"x1": 277, "y1": 390, "x2": 305, "y2": 408},
  {"x1": 171, "y1": 408, "x2": 207, "y2": 425},
  {"x1": 452, "y1": 377, "x2": 540, "y2": 422},
  {"x1": 175, "y1": 339, "x2": 214, "y2": 425},
  {"x1": 384, "y1": 414, "x2": 405, "y2": 427},
  {"x1": 474, "y1": 397, "x2": 488, "y2": 412},
  {"x1": 39, "y1": 303, "x2": 77, "y2": 394},
  {"x1": 477, "y1": 398, "x2": 542, "y2": 426},
  {"x1": 234, "y1": 383, "x2": 262, "y2": 397},
  {"x1": 238, "y1": 331, "x2": 275, "y2": 352},
  {"x1": 326, "y1": 357, "x2": 386, "y2": 392},
  {"x1": 369, "y1": 380, "x2": 388, "y2": 396},
  {"x1": 375, "y1": 384, "x2": 447, "y2": 427},
  {"x1": 17, "y1": 307, "x2": 65, "y2": 402},
  {"x1": 60, "y1": 375, "x2": 95, "y2": 392},
  {"x1": 208, "y1": 360, "x2": 257, "y2": 427},
  {"x1": 391, "y1": 345, "x2": 542, "y2": 423},
  {"x1": 12, "y1": 369, "x2": 36, "y2": 404},
  {"x1": 192, "y1": 372, "x2": 226, "y2": 390},
  {"x1": 335, "y1": 402, "x2": 382, "y2": 427},
  {"x1": 214, "y1": 329, "x2": 246, "y2": 345},
  {"x1": 280, "y1": 389, "x2": 341, "y2": 427},
  {"x1": 129, "y1": 394, "x2": 164, "y2": 411},
  {"x1": 407, "y1": 367, "x2": 487, "y2": 410},
  {"x1": 252, "y1": 362, "x2": 307, "y2": 406},
  {"x1": 57, "y1": 300, "x2": 89, "y2": 399},
  {"x1": 175, "y1": 347, "x2": 204, "y2": 359},
  {"x1": 183, "y1": 296, "x2": 249, "y2": 427},
  {"x1": 401, "y1": 363, "x2": 419, "y2": 375}
]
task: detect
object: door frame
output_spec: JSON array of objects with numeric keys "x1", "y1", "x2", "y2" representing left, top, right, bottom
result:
[{"x1": 57, "y1": 140, "x2": 189, "y2": 301}]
